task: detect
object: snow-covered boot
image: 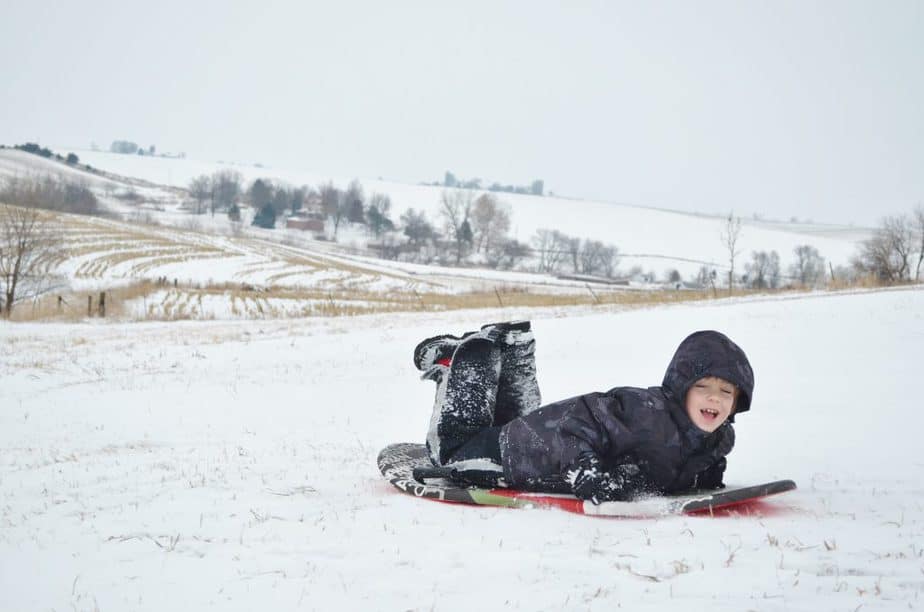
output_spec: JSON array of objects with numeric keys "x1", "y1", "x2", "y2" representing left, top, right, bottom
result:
[
  {"x1": 425, "y1": 335, "x2": 501, "y2": 466},
  {"x1": 483, "y1": 322, "x2": 541, "y2": 425},
  {"x1": 413, "y1": 331, "x2": 475, "y2": 373},
  {"x1": 415, "y1": 321, "x2": 540, "y2": 422}
]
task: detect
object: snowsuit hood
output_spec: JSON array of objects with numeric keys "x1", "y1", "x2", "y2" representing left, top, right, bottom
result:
[{"x1": 661, "y1": 330, "x2": 754, "y2": 421}]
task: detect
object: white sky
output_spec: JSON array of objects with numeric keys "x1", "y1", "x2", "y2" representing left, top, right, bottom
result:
[{"x1": 1, "y1": 1, "x2": 922, "y2": 225}]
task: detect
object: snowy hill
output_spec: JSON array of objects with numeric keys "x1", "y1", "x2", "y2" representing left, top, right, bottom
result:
[
  {"x1": 1, "y1": 146, "x2": 880, "y2": 321},
  {"x1": 1, "y1": 286, "x2": 921, "y2": 610},
  {"x1": 5, "y1": 149, "x2": 679, "y2": 320},
  {"x1": 27, "y1": 148, "x2": 872, "y2": 279}
]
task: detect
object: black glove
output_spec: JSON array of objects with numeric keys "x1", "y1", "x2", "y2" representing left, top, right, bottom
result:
[
  {"x1": 693, "y1": 457, "x2": 727, "y2": 490},
  {"x1": 566, "y1": 453, "x2": 644, "y2": 504}
]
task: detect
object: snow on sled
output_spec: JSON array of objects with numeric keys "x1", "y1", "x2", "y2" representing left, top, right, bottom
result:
[{"x1": 378, "y1": 442, "x2": 796, "y2": 518}]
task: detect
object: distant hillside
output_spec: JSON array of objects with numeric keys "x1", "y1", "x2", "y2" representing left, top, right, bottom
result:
[
  {"x1": 59, "y1": 149, "x2": 870, "y2": 278},
  {"x1": 2, "y1": 147, "x2": 873, "y2": 289}
]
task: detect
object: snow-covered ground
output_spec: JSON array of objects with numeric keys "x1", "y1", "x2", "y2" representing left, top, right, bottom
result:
[{"x1": 2, "y1": 286, "x2": 922, "y2": 611}]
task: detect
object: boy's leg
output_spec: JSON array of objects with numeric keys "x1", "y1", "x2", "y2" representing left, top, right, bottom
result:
[
  {"x1": 487, "y1": 323, "x2": 542, "y2": 426},
  {"x1": 425, "y1": 336, "x2": 501, "y2": 466},
  {"x1": 438, "y1": 425, "x2": 506, "y2": 487},
  {"x1": 415, "y1": 321, "x2": 542, "y2": 426}
]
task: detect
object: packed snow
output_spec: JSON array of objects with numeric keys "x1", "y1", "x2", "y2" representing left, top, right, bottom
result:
[{"x1": 2, "y1": 286, "x2": 922, "y2": 611}]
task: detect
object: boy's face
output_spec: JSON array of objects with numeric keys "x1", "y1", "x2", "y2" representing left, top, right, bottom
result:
[{"x1": 685, "y1": 376, "x2": 736, "y2": 432}]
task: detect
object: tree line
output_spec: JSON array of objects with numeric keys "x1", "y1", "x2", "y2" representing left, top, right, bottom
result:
[
  {"x1": 714, "y1": 206, "x2": 924, "y2": 295},
  {"x1": 851, "y1": 209, "x2": 924, "y2": 283},
  {"x1": 3, "y1": 142, "x2": 83, "y2": 167},
  {"x1": 439, "y1": 171, "x2": 544, "y2": 196},
  {"x1": 185, "y1": 171, "x2": 396, "y2": 236},
  {"x1": 186, "y1": 169, "x2": 924, "y2": 288}
]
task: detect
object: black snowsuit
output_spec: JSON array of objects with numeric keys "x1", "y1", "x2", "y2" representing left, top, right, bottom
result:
[{"x1": 496, "y1": 330, "x2": 754, "y2": 501}]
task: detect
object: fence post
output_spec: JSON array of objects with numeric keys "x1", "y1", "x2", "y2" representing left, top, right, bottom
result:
[
  {"x1": 98, "y1": 292, "x2": 106, "y2": 317},
  {"x1": 585, "y1": 283, "x2": 600, "y2": 304},
  {"x1": 88, "y1": 295, "x2": 93, "y2": 317},
  {"x1": 494, "y1": 287, "x2": 503, "y2": 307}
]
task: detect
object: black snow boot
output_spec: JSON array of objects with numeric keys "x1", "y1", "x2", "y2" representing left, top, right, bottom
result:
[
  {"x1": 416, "y1": 321, "x2": 541, "y2": 421},
  {"x1": 413, "y1": 331, "x2": 476, "y2": 372},
  {"x1": 414, "y1": 321, "x2": 528, "y2": 369},
  {"x1": 425, "y1": 335, "x2": 502, "y2": 466},
  {"x1": 483, "y1": 322, "x2": 541, "y2": 425}
]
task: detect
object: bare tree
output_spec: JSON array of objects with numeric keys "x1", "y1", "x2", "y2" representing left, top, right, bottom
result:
[
  {"x1": 317, "y1": 182, "x2": 341, "y2": 231},
  {"x1": 531, "y1": 229, "x2": 556, "y2": 273},
  {"x1": 188, "y1": 175, "x2": 211, "y2": 215},
  {"x1": 696, "y1": 265, "x2": 718, "y2": 297},
  {"x1": 0, "y1": 206, "x2": 61, "y2": 316},
  {"x1": 913, "y1": 205, "x2": 924, "y2": 281},
  {"x1": 789, "y1": 244, "x2": 826, "y2": 287},
  {"x1": 852, "y1": 214, "x2": 914, "y2": 283},
  {"x1": 565, "y1": 235, "x2": 581, "y2": 273},
  {"x1": 745, "y1": 250, "x2": 781, "y2": 289},
  {"x1": 1, "y1": 175, "x2": 99, "y2": 215},
  {"x1": 440, "y1": 189, "x2": 475, "y2": 264},
  {"x1": 328, "y1": 180, "x2": 364, "y2": 238},
  {"x1": 486, "y1": 238, "x2": 530, "y2": 270},
  {"x1": 534, "y1": 229, "x2": 587, "y2": 274},
  {"x1": 471, "y1": 194, "x2": 511, "y2": 254},
  {"x1": 210, "y1": 170, "x2": 242, "y2": 216},
  {"x1": 579, "y1": 240, "x2": 618, "y2": 277},
  {"x1": 720, "y1": 212, "x2": 742, "y2": 295}
]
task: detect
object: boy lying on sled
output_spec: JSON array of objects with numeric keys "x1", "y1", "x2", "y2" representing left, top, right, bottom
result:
[{"x1": 413, "y1": 322, "x2": 753, "y2": 504}]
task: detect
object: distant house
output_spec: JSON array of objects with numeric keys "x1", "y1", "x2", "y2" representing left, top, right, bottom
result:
[{"x1": 286, "y1": 213, "x2": 325, "y2": 233}]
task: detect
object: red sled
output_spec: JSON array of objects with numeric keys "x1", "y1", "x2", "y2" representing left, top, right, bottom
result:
[{"x1": 378, "y1": 442, "x2": 796, "y2": 518}]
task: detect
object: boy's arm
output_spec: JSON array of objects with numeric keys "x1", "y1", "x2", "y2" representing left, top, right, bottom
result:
[
  {"x1": 558, "y1": 394, "x2": 648, "y2": 503},
  {"x1": 670, "y1": 425, "x2": 735, "y2": 492},
  {"x1": 566, "y1": 452, "x2": 651, "y2": 503}
]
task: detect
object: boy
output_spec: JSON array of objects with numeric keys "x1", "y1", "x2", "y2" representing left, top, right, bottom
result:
[{"x1": 414, "y1": 322, "x2": 753, "y2": 503}]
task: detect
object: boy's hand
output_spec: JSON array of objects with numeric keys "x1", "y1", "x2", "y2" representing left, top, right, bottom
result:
[{"x1": 566, "y1": 453, "x2": 642, "y2": 504}]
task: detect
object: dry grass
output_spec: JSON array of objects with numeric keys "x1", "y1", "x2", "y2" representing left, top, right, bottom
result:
[{"x1": 7, "y1": 280, "x2": 798, "y2": 322}]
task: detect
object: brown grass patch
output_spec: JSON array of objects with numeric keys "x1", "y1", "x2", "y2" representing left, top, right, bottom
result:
[{"x1": 5, "y1": 280, "x2": 786, "y2": 322}]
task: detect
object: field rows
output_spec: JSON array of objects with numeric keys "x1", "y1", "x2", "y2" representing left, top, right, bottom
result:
[
  {"x1": 11, "y1": 208, "x2": 723, "y2": 322},
  {"x1": 35, "y1": 212, "x2": 429, "y2": 295}
]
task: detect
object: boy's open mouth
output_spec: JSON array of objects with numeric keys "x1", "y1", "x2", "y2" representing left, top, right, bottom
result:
[{"x1": 700, "y1": 408, "x2": 720, "y2": 420}]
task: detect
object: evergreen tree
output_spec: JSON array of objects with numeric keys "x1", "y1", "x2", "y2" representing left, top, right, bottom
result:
[{"x1": 252, "y1": 204, "x2": 276, "y2": 229}]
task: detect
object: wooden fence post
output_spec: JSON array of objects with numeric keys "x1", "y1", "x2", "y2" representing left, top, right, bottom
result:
[{"x1": 585, "y1": 283, "x2": 600, "y2": 304}]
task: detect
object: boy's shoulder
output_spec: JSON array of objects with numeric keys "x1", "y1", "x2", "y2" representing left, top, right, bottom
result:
[
  {"x1": 600, "y1": 385, "x2": 674, "y2": 416},
  {"x1": 604, "y1": 385, "x2": 670, "y2": 404}
]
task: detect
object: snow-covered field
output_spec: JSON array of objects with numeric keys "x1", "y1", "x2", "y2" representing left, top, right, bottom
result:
[
  {"x1": 2, "y1": 287, "x2": 922, "y2": 611},
  {"x1": 0, "y1": 147, "x2": 879, "y2": 325},
  {"x1": 43, "y1": 148, "x2": 873, "y2": 279}
]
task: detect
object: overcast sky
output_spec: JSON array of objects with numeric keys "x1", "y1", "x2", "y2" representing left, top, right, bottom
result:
[{"x1": 2, "y1": 1, "x2": 921, "y2": 225}]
